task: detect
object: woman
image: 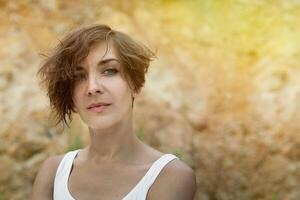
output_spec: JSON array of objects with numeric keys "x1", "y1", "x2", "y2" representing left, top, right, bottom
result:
[{"x1": 31, "y1": 24, "x2": 196, "y2": 200}]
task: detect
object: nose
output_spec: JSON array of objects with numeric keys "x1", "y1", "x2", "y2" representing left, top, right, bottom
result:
[{"x1": 86, "y1": 74, "x2": 103, "y2": 96}]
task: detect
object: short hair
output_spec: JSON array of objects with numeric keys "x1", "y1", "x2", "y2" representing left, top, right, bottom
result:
[{"x1": 37, "y1": 24, "x2": 156, "y2": 127}]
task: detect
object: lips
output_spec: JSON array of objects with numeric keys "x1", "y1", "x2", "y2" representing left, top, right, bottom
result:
[
  {"x1": 87, "y1": 102, "x2": 111, "y2": 109},
  {"x1": 87, "y1": 102, "x2": 111, "y2": 113}
]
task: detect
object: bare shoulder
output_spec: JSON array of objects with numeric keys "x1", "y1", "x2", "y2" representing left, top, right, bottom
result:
[
  {"x1": 31, "y1": 154, "x2": 64, "y2": 200},
  {"x1": 147, "y1": 158, "x2": 197, "y2": 200}
]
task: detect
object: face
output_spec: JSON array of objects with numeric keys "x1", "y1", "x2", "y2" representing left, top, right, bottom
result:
[{"x1": 72, "y1": 41, "x2": 139, "y2": 130}]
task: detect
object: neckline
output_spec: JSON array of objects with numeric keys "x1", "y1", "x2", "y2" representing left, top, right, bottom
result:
[{"x1": 66, "y1": 150, "x2": 170, "y2": 200}]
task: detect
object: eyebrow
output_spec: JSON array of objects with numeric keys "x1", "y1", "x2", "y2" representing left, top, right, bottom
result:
[
  {"x1": 97, "y1": 58, "x2": 120, "y2": 66},
  {"x1": 75, "y1": 58, "x2": 120, "y2": 71}
]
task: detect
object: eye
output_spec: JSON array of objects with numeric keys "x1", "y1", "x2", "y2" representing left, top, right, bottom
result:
[{"x1": 103, "y1": 68, "x2": 118, "y2": 76}]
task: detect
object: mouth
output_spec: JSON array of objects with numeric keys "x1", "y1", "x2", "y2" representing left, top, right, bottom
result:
[{"x1": 87, "y1": 103, "x2": 111, "y2": 113}]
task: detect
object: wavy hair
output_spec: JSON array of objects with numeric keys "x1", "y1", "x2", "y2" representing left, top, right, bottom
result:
[{"x1": 37, "y1": 24, "x2": 155, "y2": 127}]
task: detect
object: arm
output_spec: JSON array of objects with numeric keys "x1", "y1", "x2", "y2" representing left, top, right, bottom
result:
[
  {"x1": 31, "y1": 155, "x2": 63, "y2": 200},
  {"x1": 147, "y1": 159, "x2": 197, "y2": 200}
]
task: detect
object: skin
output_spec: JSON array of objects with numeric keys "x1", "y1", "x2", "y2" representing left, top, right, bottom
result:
[{"x1": 31, "y1": 41, "x2": 197, "y2": 200}]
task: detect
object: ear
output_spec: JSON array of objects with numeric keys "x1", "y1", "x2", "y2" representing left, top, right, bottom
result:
[{"x1": 132, "y1": 89, "x2": 141, "y2": 98}]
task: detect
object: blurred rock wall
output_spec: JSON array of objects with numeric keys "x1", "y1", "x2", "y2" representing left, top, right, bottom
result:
[{"x1": 0, "y1": 0, "x2": 300, "y2": 199}]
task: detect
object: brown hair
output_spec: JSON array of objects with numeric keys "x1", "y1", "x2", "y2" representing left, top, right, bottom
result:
[{"x1": 37, "y1": 24, "x2": 155, "y2": 127}]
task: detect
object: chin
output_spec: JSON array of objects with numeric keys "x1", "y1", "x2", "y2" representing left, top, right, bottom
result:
[
  {"x1": 79, "y1": 110, "x2": 128, "y2": 130},
  {"x1": 89, "y1": 123, "x2": 115, "y2": 130},
  {"x1": 82, "y1": 116, "x2": 119, "y2": 130},
  {"x1": 84, "y1": 120, "x2": 112, "y2": 130}
]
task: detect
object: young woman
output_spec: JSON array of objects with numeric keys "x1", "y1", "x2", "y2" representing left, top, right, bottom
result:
[{"x1": 31, "y1": 24, "x2": 196, "y2": 200}]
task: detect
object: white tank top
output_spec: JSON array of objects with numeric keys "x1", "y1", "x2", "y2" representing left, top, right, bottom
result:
[{"x1": 53, "y1": 149, "x2": 179, "y2": 200}]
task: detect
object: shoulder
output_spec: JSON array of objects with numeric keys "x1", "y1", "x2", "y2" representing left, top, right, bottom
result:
[
  {"x1": 40, "y1": 154, "x2": 65, "y2": 177},
  {"x1": 31, "y1": 154, "x2": 64, "y2": 200},
  {"x1": 147, "y1": 157, "x2": 197, "y2": 200}
]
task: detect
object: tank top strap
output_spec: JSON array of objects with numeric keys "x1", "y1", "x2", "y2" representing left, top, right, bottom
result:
[
  {"x1": 140, "y1": 154, "x2": 179, "y2": 190},
  {"x1": 53, "y1": 149, "x2": 80, "y2": 200},
  {"x1": 55, "y1": 149, "x2": 80, "y2": 178},
  {"x1": 122, "y1": 153, "x2": 179, "y2": 200}
]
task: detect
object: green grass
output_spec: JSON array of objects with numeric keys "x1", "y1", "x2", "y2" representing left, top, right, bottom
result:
[
  {"x1": 172, "y1": 148, "x2": 183, "y2": 159},
  {"x1": 136, "y1": 126, "x2": 145, "y2": 140},
  {"x1": 66, "y1": 135, "x2": 82, "y2": 152},
  {"x1": 269, "y1": 195, "x2": 277, "y2": 200},
  {"x1": 0, "y1": 192, "x2": 4, "y2": 200}
]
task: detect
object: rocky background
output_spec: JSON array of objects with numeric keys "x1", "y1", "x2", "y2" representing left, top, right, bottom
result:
[{"x1": 1, "y1": 0, "x2": 300, "y2": 199}]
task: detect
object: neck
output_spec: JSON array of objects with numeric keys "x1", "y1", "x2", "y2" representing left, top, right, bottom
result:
[{"x1": 85, "y1": 113, "x2": 141, "y2": 164}]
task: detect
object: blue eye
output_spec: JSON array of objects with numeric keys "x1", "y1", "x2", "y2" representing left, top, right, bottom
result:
[{"x1": 103, "y1": 68, "x2": 118, "y2": 76}]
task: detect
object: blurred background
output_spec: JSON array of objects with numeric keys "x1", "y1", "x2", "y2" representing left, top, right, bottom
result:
[{"x1": 1, "y1": 0, "x2": 300, "y2": 199}]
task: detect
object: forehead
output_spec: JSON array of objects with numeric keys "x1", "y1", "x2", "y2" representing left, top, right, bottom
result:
[{"x1": 82, "y1": 41, "x2": 119, "y2": 65}]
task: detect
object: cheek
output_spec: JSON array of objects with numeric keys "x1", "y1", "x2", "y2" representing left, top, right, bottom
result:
[
  {"x1": 72, "y1": 87, "x2": 83, "y2": 108},
  {"x1": 72, "y1": 90, "x2": 78, "y2": 104},
  {"x1": 110, "y1": 81, "x2": 133, "y2": 107},
  {"x1": 118, "y1": 81, "x2": 132, "y2": 100}
]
